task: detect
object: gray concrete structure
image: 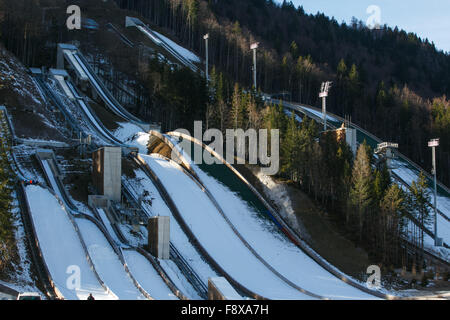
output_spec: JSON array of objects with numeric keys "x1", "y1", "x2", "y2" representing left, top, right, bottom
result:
[
  {"x1": 88, "y1": 194, "x2": 109, "y2": 209},
  {"x1": 35, "y1": 149, "x2": 62, "y2": 179},
  {"x1": 208, "y1": 277, "x2": 242, "y2": 300},
  {"x1": 346, "y1": 127, "x2": 357, "y2": 155},
  {"x1": 92, "y1": 147, "x2": 122, "y2": 202},
  {"x1": 57, "y1": 43, "x2": 89, "y2": 92},
  {"x1": 57, "y1": 43, "x2": 78, "y2": 70},
  {"x1": 147, "y1": 216, "x2": 170, "y2": 260}
]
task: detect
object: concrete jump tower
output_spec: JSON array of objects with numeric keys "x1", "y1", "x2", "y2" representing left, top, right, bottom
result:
[
  {"x1": 92, "y1": 146, "x2": 122, "y2": 202},
  {"x1": 147, "y1": 216, "x2": 170, "y2": 260}
]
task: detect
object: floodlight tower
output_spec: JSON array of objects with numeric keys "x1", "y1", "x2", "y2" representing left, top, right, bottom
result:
[
  {"x1": 250, "y1": 42, "x2": 259, "y2": 90},
  {"x1": 203, "y1": 33, "x2": 209, "y2": 81},
  {"x1": 319, "y1": 81, "x2": 332, "y2": 131},
  {"x1": 428, "y1": 138, "x2": 440, "y2": 246}
]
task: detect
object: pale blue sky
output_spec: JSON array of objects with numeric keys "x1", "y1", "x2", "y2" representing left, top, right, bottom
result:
[{"x1": 276, "y1": 0, "x2": 450, "y2": 53}]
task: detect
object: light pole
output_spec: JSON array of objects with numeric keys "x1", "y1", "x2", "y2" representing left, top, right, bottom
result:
[
  {"x1": 203, "y1": 33, "x2": 209, "y2": 81},
  {"x1": 319, "y1": 81, "x2": 332, "y2": 131},
  {"x1": 250, "y1": 42, "x2": 259, "y2": 90},
  {"x1": 428, "y1": 138, "x2": 439, "y2": 246}
]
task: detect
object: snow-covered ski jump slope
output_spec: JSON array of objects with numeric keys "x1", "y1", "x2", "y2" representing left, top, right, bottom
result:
[
  {"x1": 26, "y1": 77, "x2": 182, "y2": 299},
  {"x1": 52, "y1": 74, "x2": 207, "y2": 299},
  {"x1": 61, "y1": 46, "x2": 148, "y2": 130},
  {"x1": 23, "y1": 185, "x2": 119, "y2": 300},
  {"x1": 141, "y1": 154, "x2": 315, "y2": 299},
  {"x1": 41, "y1": 154, "x2": 182, "y2": 299},
  {"x1": 49, "y1": 45, "x2": 389, "y2": 299},
  {"x1": 164, "y1": 133, "x2": 388, "y2": 299},
  {"x1": 38, "y1": 158, "x2": 149, "y2": 299}
]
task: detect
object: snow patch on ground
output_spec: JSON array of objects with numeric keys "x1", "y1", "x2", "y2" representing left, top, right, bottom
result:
[
  {"x1": 113, "y1": 122, "x2": 149, "y2": 153},
  {"x1": 0, "y1": 50, "x2": 43, "y2": 106},
  {"x1": 254, "y1": 170, "x2": 304, "y2": 234}
]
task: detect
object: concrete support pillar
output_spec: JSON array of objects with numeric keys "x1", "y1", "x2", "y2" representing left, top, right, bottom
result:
[
  {"x1": 346, "y1": 128, "x2": 357, "y2": 155},
  {"x1": 147, "y1": 216, "x2": 170, "y2": 259},
  {"x1": 57, "y1": 43, "x2": 77, "y2": 69},
  {"x1": 92, "y1": 147, "x2": 122, "y2": 202},
  {"x1": 386, "y1": 148, "x2": 394, "y2": 169}
]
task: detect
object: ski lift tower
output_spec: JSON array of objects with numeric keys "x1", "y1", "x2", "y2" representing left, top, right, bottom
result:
[
  {"x1": 319, "y1": 81, "x2": 332, "y2": 131},
  {"x1": 374, "y1": 142, "x2": 399, "y2": 171}
]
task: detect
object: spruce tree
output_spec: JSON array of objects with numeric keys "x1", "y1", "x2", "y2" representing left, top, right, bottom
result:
[
  {"x1": 281, "y1": 112, "x2": 299, "y2": 180},
  {"x1": 380, "y1": 184, "x2": 406, "y2": 265},
  {"x1": 408, "y1": 171, "x2": 432, "y2": 270},
  {"x1": 348, "y1": 143, "x2": 373, "y2": 242},
  {"x1": 230, "y1": 83, "x2": 241, "y2": 129}
]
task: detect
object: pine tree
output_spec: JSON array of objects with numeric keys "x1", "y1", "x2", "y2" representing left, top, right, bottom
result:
[
  {"x1": 230, "y1": 83, "x2": 241, "y2": 129},
  {"x1": 380, "y1": 184, "x2": 406, "y2": 266},
  {"x1": 281, "y1": 112, "x2": 299, "y2": 179},
  {"x1": 336, "y1": 142, "x2": 353, "y2": 213},
  {"x1": 247, "y1": 93, "x2": 261, "y2": 129},
  {"x1": 408, "y1": 171, "x2": 432, "y2": 270},
  {"x1": 348, "y1": 143, "x2": 373, "y2": 242},
  {"x1": 290, "y1": 41, "x2": 299, "y2": 60},
  {"x1": 373, "y1": 163, "x2": 391, "y2": 202}
]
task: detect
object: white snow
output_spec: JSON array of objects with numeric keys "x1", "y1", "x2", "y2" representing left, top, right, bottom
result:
[
  {"x1": 76, "y1": 218, "x2": 146, "y2": 300},
  {"x1": 191, "y1": 162, "x2": 377, "y2": 299},
  {"x1": 41, "y1": 160, "x2": 62, "y2": 198},
  {"x1": 152, "y1": 30, "x2": 200, "y2": 63},
  {"x1": 167, "y1": 137, "x2": 381, "y2": 299},
  {"x1": 63, "y1": 50, "x2": 88, "y2": 80},
  {"x1": 25, "y1": 185, "x2": 117, "y2": 300},
  {"x1": 0, "y1": 54, "x2": 43, "y2": 106},
  {"x1": 130, "y1": 169, "x2": 221, "y2": 289},
  {"x1": 142, "y1": 154, "x2": 314, "y2": 300},
  {"x1": 158, "y1": 259, "x2": 202, "y2": 300},
  {"x1": 393, "y1": 161, "x2": 450, "y2": 250},
  {"x1": 209, "y1": 277, "x2": 242, "y2": 300},
  {"x1": 255, "y1": 170, "x2": 303, "y2": 233},
  {"x1": 113, "y1": 122, "x2": 149, "y2": 153},
  {"x1": 54, "y1": 75, "x2": 75, "y2": 100},
  {"x1": 137, "y1": 26, "x2": 162, "y2": 45},
  {"x1": 96, "y1": 208, "x2": 122, "y2": 246},
  {"x1": 302, "y1": 106, "x2": 339, "y2": 122},
  {"x1": 122, "y1": 250, "x2": 178, "y2": 300}
]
